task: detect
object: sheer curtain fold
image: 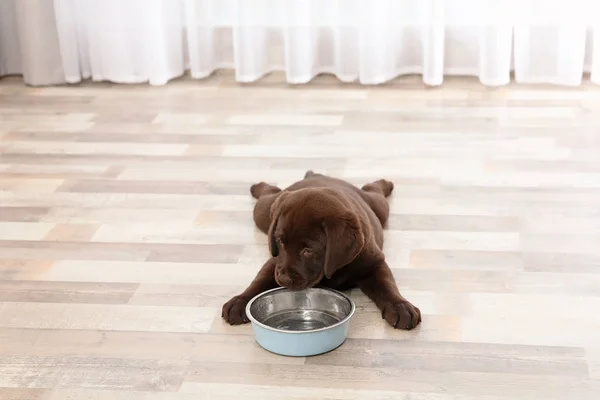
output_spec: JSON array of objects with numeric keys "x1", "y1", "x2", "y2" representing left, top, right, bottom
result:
[
  {"x1": 53, "y1": 0, "x2": 185, "y2": 85},
  {"x1": 183, "y1": 0, "x2": 598, "y2": 87},
  {"x1": 0, "y1": 0, "x2": 65, "y2": 85},
  {"x1": 592, "y1": 28, "x2": 600, "y2": 84},
  {"x1": 1, "y1": 0, "x2": 598, "y2": 86}
]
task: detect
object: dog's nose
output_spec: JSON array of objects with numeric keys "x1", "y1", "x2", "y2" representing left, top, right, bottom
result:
[
  {"x1": 275, "y1": 267, "x2": 302, "y2": 289},
  {"x1": 275, "y1": 272, "x2": 293, "y2": 288}
]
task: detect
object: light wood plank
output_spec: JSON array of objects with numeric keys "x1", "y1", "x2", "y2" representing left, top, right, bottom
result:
[
  {"x1": 183, "y1": 362, "x2": 600, "y2": 399},
  {"x1": 0, "y1": 281, "x2": 137, "y2": 304},
  {"x1": 40, "y1": 208, "x2": 201, "y2": 225},
  {"x1": 0, "y1": 388, "x2": 51, "y2": 400},
  {"x1": 0, "y1": 329, "x2": 304, "y2": 366},
  {"x1": 3, "y1": 141, "x2": 190, "y2": 156},
  {"x1": 306, "y1": 338, "x2": 588, "y2": 377},
  {"x1": 117, "y1": 167, "x2": 340, "y2": 183},
  {"x1": 43, "y1": 261, "x2": 259, "y2": 285},
  {"x1": 90, "y1": 222, "x2": 264, "y2": 245},
  {"x1": 152, "y1": 113, "x2": 208, "y2": 124},
  {"x1": 409, "y1": 250, "x2": 523, "y2": 271},
  {"x1": 227, "y1": 114, "x2": 343, "y2": 126},
  {"x1": 387, "y1": 214, "x2": 519, "y2": 232},
  {"x1": 0, "y1": 302, "x2": 216, "y2": 333},
  {"x1": 0, "y1": 222, "x2": 56, "y2": 240},
  {"x1": 0, "y1": 241, "x2": 241, "y2": 263},
  {"x1": 0, "y1": 260, "x2": 55, "y2": 280},
  {"x1": 0, "y1": 192, "x2": 255, "y2": 210},
  {"x1": 222, "y1": 143, "x2": 571, "y2": 160},
  {"x1": 128, "y1": 284, "x2": 242, "y2": 307},
  {"x1": 0, "y1": 207, "x2": 49, "y2": 222},
  {"x1": 0, "y1": 179, "x2": 65, "y2": 193},
  {"x1": 385, "y1": 231, "x2": 520, "y2": 252},
  {"x1": 0, "y1": 356, "x2": 185, "y2": 391},
  {"x1": 44, "y1": 224, "x2": 100, "y2": 241}
]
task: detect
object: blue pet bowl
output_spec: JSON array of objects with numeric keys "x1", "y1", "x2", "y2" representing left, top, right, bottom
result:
[{"x1": 245, "y1": 287, "x2": 356, "y2": 357}]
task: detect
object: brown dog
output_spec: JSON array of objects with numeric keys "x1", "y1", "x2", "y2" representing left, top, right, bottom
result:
[{"x1": 222, "y1": 171, "x2": 421, "y2": 330}]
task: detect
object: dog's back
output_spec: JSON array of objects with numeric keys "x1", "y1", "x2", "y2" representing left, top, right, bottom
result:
[{"x1": 284, "y1": 172, "x2": 385, "y2": 247}]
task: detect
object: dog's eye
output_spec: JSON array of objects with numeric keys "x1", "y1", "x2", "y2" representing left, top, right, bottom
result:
[{"x1": 302, "y1": 248, "x2": 313, "y2": 258}]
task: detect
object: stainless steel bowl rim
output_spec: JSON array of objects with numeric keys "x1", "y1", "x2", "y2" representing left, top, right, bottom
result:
[{"x1": 245, "y1": 287, "x2": 356, "y2": 334}]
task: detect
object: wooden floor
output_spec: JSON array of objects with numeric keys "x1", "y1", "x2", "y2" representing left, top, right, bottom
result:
[{"x1": 1, "y1": 72, "x2": 600, "y2": 399}]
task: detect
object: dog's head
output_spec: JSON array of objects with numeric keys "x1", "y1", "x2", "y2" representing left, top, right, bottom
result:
[{"x1": 267, "y1": 188, "x2": 366, "y2": 290}]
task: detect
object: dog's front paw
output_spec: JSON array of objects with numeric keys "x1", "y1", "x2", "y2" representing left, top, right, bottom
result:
[
  {"x1": 382, "y1": 301, "x2": 421, "y2": 330},
  {"x1": 222, "y1": 295, "x2": 250, "y2": 325}
]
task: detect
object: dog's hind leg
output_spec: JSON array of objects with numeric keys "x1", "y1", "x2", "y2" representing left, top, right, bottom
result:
[
  {"x1": 250, "y1": 182, "x2": 281, "y2": 199},
  {"x1": 361, "y1": 179, "x2": 394, "y2": 198},
  {"x1": 360, "y1": 179, "x2": 394, "y2": 227},
  {"x1": 250, "y1": 182, "x2": 282, "y2": 234}
]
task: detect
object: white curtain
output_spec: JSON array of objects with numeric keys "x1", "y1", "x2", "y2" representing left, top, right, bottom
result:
[
  {"x1": 0, "y1": 0, "x2": 65, "y2": 85},
  {"x1": 1, "y1": 0, "x2": 599, "y2": 86}
]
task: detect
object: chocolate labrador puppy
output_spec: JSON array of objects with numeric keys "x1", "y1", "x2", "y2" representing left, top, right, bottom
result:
[{"x1": 222, "y1": 171, "x2": 421, "y2": 330}]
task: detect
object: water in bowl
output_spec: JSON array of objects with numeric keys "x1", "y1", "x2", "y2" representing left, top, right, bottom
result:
[{"x1": 262, "y1": 309, "x2": 341, "y2": 331}]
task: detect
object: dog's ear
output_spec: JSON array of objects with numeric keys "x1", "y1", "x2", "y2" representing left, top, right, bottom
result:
[
  {"x1": 323, "y1": 212, "x2": 365, "y2": 278},
  {"x1": 267, "y1": 191, "x2": 290, "y2": 257}
]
